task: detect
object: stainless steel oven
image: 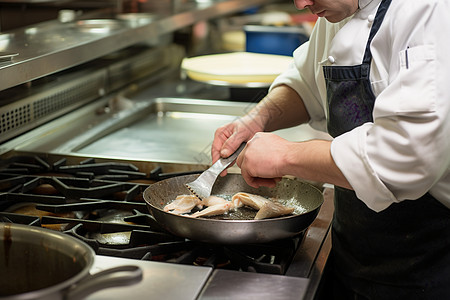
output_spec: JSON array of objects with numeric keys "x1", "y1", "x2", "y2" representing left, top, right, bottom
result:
[{"x1": 0, "y1": 1, "x2": 333, "y2": 299}]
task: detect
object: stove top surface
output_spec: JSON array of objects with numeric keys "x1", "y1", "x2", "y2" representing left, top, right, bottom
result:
[{"x1": 0, "y1": 150, "x2": 332, "y2": 300}]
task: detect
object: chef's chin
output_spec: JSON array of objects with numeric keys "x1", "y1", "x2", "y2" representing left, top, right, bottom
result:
[{"x1": 324, "y1": 13, "x2": 350, "y2": 23}]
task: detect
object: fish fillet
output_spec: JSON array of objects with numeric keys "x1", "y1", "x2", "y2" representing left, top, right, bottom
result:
[
  {"x1": 201, "y1": 195, "x2": 228, "y2": 207},
  {"x1": 232, "y1": 192, "x2": 294, "y2": 219},
  {"x1": 255, "y1": 202, "x2": 295, "y2": 220},
  {"x1": 231, "y1": 192, "x2": 271, "y2": 210},
  {"x1": 189, "y1": 202, "x2": 233, "y2": 218},
  {"x1": 164, "y1": 194, "x2": 202, "y2": 215}
]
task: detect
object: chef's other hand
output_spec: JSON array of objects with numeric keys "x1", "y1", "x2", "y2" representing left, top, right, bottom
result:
[
  {"x1": 236, "y1": 132, "x2": 286, "y2": 188},
  {"x1": 211, "y1": 115, "x2": 264, "y2": 176}
]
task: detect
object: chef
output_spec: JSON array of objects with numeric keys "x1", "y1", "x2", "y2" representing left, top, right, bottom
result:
[{"x1": 211, "y1": 0, "x2": 450, "y2": 298}]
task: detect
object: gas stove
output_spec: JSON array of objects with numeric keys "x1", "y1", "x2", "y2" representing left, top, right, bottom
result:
[
  {"x1": 0, "y1": 154, "x2": 333, "y2": 299},
  {"x1": 0, "y1": 155, "x2": 310, "y2": 272}
]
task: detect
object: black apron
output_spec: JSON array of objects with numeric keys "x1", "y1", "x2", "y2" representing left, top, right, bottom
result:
[{"x1": 323, "y1": 0, "x2": 450, "y2": 298}]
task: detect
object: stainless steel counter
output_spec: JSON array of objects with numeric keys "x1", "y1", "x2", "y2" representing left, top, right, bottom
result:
[
  {"x1": 0, "y1": 0, "x2": 282, "y2": 91},
  {"x1": 3, "y1": 97, "x2": 330, "y2": 166},
  {"x1": 56, "y1": 97, "x2": 330, "y2": 165},
  {"x1": 1, "y1": 74, "x2": 331, "y2": 165},
  {"x1": 88, "y1": 256, "x2": 309, "y2": 300},
  {"x1": 198, "y1": 269, "x2": 310, "y2": 300},
  {"x1": 87, "y1": 255, "x2": 212, "y2": 300}
]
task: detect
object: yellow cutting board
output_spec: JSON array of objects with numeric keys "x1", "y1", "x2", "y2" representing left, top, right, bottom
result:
[{"x1": 181, "y1": 52, "x2": 293, "y2": 87}]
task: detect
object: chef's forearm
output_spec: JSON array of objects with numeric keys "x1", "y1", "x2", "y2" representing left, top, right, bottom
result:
[
  {"x1": 284, "y1": 139, "x2": 353, "y2": 189},
  {"x1": 246, "y1": 84, "x2": 310, "y2": 132}
]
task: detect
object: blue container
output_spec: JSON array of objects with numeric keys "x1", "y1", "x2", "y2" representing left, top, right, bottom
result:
[{"x1": 244, "y1": 25, "x2": 309, "y2": 56}]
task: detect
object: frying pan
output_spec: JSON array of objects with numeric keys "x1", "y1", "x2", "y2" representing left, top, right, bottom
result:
[{"x1": 143, "y1": 174, "x2": 323, "y2": 244}]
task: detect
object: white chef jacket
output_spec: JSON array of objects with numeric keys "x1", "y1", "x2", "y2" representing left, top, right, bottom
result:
[{"x1": 270, "y1": 0, "x2": 450, "y2": 212}]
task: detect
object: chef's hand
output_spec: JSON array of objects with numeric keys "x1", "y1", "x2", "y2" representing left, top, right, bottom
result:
[
  {"x1": 236, "y1": 132, "x2": 287, "y2": 188},
  {"x1": 211, "y1": 115, "x2": 264, "y2": 176}
]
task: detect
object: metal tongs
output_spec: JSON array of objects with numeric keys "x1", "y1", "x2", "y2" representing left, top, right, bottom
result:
[{"x1": 185, "y1": 143, "x2": 246, "y2": 200}]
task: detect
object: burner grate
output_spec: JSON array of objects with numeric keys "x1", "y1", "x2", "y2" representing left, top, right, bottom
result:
[{"x1": 0, "y1": 155, "x2": 302, "y2": 275}]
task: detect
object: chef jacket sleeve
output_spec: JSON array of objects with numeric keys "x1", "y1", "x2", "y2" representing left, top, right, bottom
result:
[
  {"x1": 269, "y1": 19, "x2": 334, "y2": 132},
  {"x1": 331, "y1": 0, "x2": 450, "y2": 211}
]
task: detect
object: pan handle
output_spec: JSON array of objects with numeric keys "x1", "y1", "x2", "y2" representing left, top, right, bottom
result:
[{"x1": 65, "y1": 265, "x2": 143, "y2": 300}]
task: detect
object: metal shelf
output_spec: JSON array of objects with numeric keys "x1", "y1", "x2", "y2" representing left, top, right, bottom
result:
[{"x1": 0, "y1": 0, "x2": 281, "y2": 92}]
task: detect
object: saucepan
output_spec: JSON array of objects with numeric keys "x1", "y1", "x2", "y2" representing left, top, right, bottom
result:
[
  {"x1": 144, "y1": 174, "x2": 324, "y2": 244},
  {"x1": 0, "y1": 223, "x2": 143, "y2": 300}
]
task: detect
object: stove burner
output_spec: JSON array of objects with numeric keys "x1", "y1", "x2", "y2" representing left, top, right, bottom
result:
[{"x1": 0, "y1": 155, "x2": 303, "y2": 275}]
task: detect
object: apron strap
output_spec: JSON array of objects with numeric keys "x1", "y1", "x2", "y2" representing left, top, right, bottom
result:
[{"x1": 362, "y1": 0, "x2": 392, "y2": 65}]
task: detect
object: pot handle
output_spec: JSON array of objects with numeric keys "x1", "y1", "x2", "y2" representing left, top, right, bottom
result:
[{"x1": 65, "y1": 265, "x2": 143, "y2": 300}]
